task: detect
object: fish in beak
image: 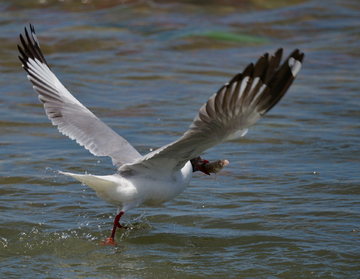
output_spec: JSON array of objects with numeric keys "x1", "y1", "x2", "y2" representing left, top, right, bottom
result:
[{"x1": 191, "y1": 156, "x2": 229, "y2": 175}]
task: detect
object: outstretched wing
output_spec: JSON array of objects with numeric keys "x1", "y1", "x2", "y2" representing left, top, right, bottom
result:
[
  {"x1": 127, "y1": 48, "x2": 304, "y2": 172},
  {"x1": 18, "y1": 24, "x2": 142, "y2": 167}
]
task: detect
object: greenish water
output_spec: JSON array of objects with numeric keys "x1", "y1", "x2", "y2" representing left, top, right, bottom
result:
[{"x1": 1, "y1": 0, "x2": 360, "y2": 278}]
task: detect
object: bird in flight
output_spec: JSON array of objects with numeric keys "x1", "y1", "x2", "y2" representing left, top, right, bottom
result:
[{"x1": 18, "y1": 24, "x2": 303, "y2": 245}]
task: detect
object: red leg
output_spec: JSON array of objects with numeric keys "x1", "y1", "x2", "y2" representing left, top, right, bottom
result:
[
  {"x1": 110, "y1": 211, "x2": 124, "y2": 239},
  {"x1": 101, "y1": 211, "x2": 125, "y2": 246}
]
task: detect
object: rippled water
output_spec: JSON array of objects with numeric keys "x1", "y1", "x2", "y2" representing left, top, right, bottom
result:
[{"x1": 1, "y1": 0, "x2": 360, "y2": 278}]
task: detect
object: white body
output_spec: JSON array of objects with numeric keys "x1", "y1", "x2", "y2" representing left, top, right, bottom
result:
[{"x1": 60, "y1": 161, "x2": 193, "y2": 213}]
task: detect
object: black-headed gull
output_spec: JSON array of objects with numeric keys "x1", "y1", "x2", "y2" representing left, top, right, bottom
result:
[{"x1": 18, "y1": 25, "x2": 303, "y2": 244}]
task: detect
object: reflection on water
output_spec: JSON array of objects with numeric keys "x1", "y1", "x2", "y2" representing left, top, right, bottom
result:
[{"x1": 1, "y1": 0, "x2": 360, "y2": 278}]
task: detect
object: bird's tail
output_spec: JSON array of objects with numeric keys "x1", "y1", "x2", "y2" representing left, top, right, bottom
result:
[{"x1": 59, "y1": 171, "x2": 117, "y2": 192}]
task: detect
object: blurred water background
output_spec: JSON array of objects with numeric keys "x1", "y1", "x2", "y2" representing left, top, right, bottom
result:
[{"x1": 0, "y1": 0, "x2": 360, "y2": 278}]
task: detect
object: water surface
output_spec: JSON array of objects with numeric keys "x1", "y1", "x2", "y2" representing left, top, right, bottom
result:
[{"x1": 1, "y1": 0, "x2": 360, "y2": 278}]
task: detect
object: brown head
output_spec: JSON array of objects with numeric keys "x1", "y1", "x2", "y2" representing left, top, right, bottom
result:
[{"x1": 190, "y1": 156, "x2": 210, "y2": 175}]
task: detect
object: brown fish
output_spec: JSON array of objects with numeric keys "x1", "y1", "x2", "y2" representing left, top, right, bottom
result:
[{"x1": 198, "y1": 159, "x2": 229, "y2": 175}]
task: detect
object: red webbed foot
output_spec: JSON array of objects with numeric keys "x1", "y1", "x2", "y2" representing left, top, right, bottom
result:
[{"x1": 101, "y1": 237, "x2": 117, "y2": 246}]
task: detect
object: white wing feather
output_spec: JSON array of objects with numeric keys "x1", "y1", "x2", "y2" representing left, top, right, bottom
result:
[
  {"x1": 126, "y1": 49, "x2": 304, "y2": 172},
  {"x1": 18, "y1": 25, "x2": 142, "y2": 167}
]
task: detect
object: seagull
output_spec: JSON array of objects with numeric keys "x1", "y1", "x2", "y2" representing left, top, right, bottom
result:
[{"x1": 18, "y1": 24, "x2": 304, "y2": 244}]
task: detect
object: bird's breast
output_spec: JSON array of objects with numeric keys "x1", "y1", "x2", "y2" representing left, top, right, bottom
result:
[{"x1": 136, "y1": 161, "x2": 194, "y2": 206}]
